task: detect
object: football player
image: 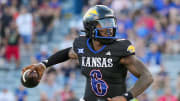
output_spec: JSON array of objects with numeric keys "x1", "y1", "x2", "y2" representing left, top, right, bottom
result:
[{"x1": 22, "y1": 5, "x2": 153, "y2": 101}]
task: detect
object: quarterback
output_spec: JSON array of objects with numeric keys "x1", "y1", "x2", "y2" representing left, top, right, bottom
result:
[{"x1": 21, "y1": 5, "x2": 153, "y2": 101}]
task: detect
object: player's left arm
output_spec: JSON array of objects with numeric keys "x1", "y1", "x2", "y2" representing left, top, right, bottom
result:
[
  {"x1": 120, "y1": 55, "x2": 154, "y2": 97},
  {"x1": 107, "y1": 56, "x2": 153, "y2": 101}
]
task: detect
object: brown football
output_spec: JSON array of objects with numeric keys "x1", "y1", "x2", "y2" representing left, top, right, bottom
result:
[{"x1": 21, "y1": 69, "x2": 40, "y2": 88}]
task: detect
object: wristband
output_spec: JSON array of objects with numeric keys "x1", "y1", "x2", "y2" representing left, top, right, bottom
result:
[{"x1": 122, "y1": 92, "x2": 133, "y2": 101}]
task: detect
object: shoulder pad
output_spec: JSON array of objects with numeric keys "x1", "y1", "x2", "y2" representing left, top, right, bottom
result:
[
  {"x1": 73, "y1": 36, "x2": 87, "y2": 53},
  {"x1": 111, "y1": 39, "x2": 135, "y2": 57}
]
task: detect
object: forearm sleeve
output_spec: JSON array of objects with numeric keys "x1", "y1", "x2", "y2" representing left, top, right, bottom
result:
[{"x1": 42, "y1": 47, "x2": 72, "y2": 68}]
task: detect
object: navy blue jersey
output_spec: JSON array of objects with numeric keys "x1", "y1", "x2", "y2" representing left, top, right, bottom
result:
[{"x1": 73, "y1": 36, "x2": 135, "y2": 101}]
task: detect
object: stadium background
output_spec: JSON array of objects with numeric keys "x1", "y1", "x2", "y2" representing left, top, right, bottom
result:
[{"x1": 0, "y1": 0, "x2": 180, "y2": 101}]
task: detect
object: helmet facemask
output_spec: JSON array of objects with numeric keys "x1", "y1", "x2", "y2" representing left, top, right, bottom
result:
[{"x1": 93, "y1": 17, "x2": 117, "y2": 44}]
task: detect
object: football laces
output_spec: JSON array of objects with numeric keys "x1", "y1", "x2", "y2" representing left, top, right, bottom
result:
[{"x1": 22, "y1": 69, "x2": 31, "y2": 82}]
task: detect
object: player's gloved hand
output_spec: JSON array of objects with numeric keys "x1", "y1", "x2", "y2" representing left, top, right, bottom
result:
[
  {"x1": 22, "y1": 63, "x2": 46, "y2": 81},
  {"x1": 107, "y1": 96, "x2": 127, "y2": 101}
]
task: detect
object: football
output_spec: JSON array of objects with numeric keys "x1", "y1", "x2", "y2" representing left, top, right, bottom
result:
[{"x1": 21, "y1": 69, "x2": 40, "y2": 88}]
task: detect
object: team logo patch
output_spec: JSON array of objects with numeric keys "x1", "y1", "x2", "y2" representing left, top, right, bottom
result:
[
  {"x1": 127, "y1": 45, "x2": 135, "y2": 53},
  {"x1": 78, "y1": 48, "x2": 84, "y2": 54},
  {"x1": 105, "y1": 51, "x2": 111, "y2": 56}
]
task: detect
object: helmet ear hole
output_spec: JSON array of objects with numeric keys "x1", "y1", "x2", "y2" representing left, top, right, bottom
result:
[
  {"x1": 113, "y1": 28, "x2": 116, "y2": 37},
  {"x1": 86, "y1": 21, "x2": 98, "y2": 38}
]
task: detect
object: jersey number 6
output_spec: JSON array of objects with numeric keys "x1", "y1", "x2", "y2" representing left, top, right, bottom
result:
[{"x1": 90, "y1": 69, "x2": 108, "y2": 96}]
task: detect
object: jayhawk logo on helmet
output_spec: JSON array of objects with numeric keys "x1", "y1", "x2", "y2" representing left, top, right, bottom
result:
[{"x1": 84, "y1": 8, "x2": 98, "y2": 19}]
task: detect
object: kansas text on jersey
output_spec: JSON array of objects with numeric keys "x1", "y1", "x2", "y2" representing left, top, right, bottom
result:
[{"x1": 81, "y1": 57, "x2": 113, "y2": 68}]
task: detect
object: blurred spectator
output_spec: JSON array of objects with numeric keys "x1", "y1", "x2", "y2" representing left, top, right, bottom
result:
[
  {"x1": 16, "y1": 6, "x2": 33, "y2": 52},
  {"x1": 176, "y1": 73, "x2": 180, "y2": 101},
  {"x1": 59, "y1": 84, "x2": 72, "y2": 101},
  {"x1": 0, "y1": 88, "x2": 15, "y2": 101},
  {"x1": 56, "y1": 66, "x2": 66, "y2": 88},
  {"x1": 51, "y1": 9, "x2": 65, "y2": 42},
  {"x1": 129, "y1": 0, "x2": 143, "y2": 11},
  {"x1": 10, "y1": 0, "x2": 22, "y2": 9},
  {"x1": 49, "y1": 0, "x2": 61, "y2": 11},
  {"x1": 135, "y1": 9, "x2": 156, "y2": 38},
  {"x1": 0, "y1": 6, "x2": 13, "y2": 39},
  {"x1": 126, "y1": 29, "x2": 137, "y2": 43},
  {"x1": 116, "y1": 23, "x2": 127, "y2": 39},
  {"x1": 150, "y1": 67, "x2": 169, "y2": 99},
  {"x1": 149, "y1": 77, "x2": 159, "y2": 101},
  {"x1": 60, "y1": 60, "x2": 77, "y2": 85},
  {"x1": 135, "y1": 23, "x2": 150, "y2": 39},
  {"x1": 158, "y1": 15, "x2": 169, "y2": 30},
  {"x1": 9, "y1": 6, "x2": 19, "y2": 21},
  {"x1": 165, "y1": 23, "x2": 180, "y2": 54},
  {"x1": 111, "y1": 0, "x2": 131, "y2": 14},
  {"x1": 166, "y1": 23, "x2": 180, "y2": 41},
  {"x1": 88, "y1": 0, "x2": 103, "y2": 6},
  {"x1": 39, "y1": 68, "x2": 60, "y2": 101},
  {"x1": 144, "y1": 43, "x2": 162, "y2": 74},
  {"x1": 40, "y1": 92, "x2": 48, "y2": 101},
  {"x1": 0, "y1": 26, "x2": 6, "y2": 67},
  {"x1": 38, "y1": 0, "x2": 54, "y2": 42},
  {"x1": 68, "y1": 71, "x2": 78, "y2": 91},
  {"x1": 59, "y1": 28, "x2": 78, "y2": 49},
  {"x1": 0, "y1": 41, "x2": 5, "y2": 57},
  {"x1": 158, "y1": 87, "x2": 178, "y2": 101},
  {"x1": 29, "y1": 0, "x2": 39, "y2": 13},
  {"x1": 4, "y1": 21, "x2": 21, "y2": 69},
  {"x1": 102, "y1": 0, "x2": 113, "y2": 7},
  {"x1": 67, "y1": 90, "x2": 79, "y2": 101},
  {"x1": 169, "y1": 8, "x2": 179, "y2": 24},
  {"x1": 15, "y1": 85, "x2": 28, "y2": 101},
  {"x1": 0, "y1": 53, "x2": 6, "y2": 67},
  {"x1": 35, "y1": 45, "x2": 49, "y2": 62},
  {"x1": 153, "y1": 0, "x2": 171, "y2": 16},
  {"x1": 134, "y1": 38, "x2": 147, "y2": 62},
  {"x1": 151, "y1": 21, "x2": 166, "y2": 47},
  {"x1": 0, "y1": 0, "x2": 8, "y2": 5},
  {"x1": 157, "y1": 67, "x2": 169, "y2": 89},
  {"x1": 73, "y1": 0, "x2": 83, "y2": 16}
]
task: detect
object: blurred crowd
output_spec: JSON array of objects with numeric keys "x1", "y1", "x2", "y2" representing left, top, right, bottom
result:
[{"x1": 0, "y1": 0, "x2": 180, "y2": 101}]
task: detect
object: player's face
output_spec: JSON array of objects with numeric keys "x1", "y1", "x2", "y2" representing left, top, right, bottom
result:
[
  {"x1": 96, "y1": 24, "x2": 114, "y2": 37},
  {"x1": 95, "y1": 18, "x2": 116, "y2": 38}
]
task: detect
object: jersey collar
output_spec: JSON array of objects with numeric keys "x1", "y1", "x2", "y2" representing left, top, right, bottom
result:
[{"x1": 87, "y1": 38, "x2": 106, "y2": 54}]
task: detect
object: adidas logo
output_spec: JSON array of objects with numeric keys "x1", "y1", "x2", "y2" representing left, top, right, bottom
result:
[{"x1": 105, "y1": 51, "x2": 111, "y2": 56}]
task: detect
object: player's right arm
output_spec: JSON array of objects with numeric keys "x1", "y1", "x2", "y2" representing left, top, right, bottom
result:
[{"x1": 21, "y1": 47, "x2": 78, "y2": 81}]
